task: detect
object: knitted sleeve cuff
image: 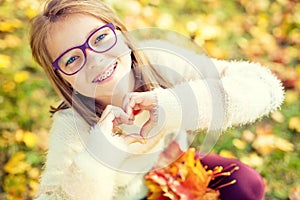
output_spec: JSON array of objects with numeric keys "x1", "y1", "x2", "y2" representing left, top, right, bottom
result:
[{"x1": 154, "y1": 87, "x2": 183, "y2": 133}]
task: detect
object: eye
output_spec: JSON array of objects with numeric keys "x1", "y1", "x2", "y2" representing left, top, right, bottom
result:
[
  {"x1": 66, "y1": 56, "x2": 79, "y2": 66},
  {"x1": 95, "y1": 33, "x2": 108, "y2": 44}
]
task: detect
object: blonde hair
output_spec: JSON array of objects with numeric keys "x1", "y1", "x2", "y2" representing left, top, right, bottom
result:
[{"x1": 30, "y1": 0, "x2": 168, "y2": 126}]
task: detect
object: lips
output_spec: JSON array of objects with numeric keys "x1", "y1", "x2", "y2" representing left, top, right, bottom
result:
[{"x1": 92, "y1": 62, "x2": 117, "y2": 83}]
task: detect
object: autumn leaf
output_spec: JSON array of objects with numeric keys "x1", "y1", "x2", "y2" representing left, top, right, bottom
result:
[
  {"x1": 271, "y1": 111, "x2": 285, "y2": 123},
  {"x1": 23, "y1": 131, "x2": 38, "y2": 148},
  {"x1": 145, "y1": 141, "x2": 238, "y2": 200},
  {"x1": 4, "y1": 152, "x2": 30, "y2": 174},
  {"x1": 4, "y1": 174, "x2": 27, "y2": 199},
  {"x1": 0, "y1": 54, "x2": 11, "y2": 68},
  {"x1": 252, "y1": 134, "x2": 294, "y2": 155},
  {"x1": 288, "y1": 116, "x2": 300, "y2": 133},
  {"x1": 240, "y1": 153, "x2": 263, "y2": 168},
  {"x1": 14, "y1": 71, "x2": 29, "y2": 83}
]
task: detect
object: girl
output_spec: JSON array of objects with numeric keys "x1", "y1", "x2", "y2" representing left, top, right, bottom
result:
[{"x1": 30, "y1": 0, "x2": 284, "y2": 199}]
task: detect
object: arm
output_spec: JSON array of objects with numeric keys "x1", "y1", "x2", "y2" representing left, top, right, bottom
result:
[
  {"x1": 35, "y1": 109, "x2": 117, "y2": 200},
  {"x1": 142, "y1": 41, "x2": 285, "y2": 132}
]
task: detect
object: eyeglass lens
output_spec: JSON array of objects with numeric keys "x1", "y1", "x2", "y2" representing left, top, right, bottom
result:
[{"x1": 57, "y1": 26, "x2": 116, "y2": 75}]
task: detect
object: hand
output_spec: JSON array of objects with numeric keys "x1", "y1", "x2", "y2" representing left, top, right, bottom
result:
[
  {"x1": 98, "y1": 104, "x2": 148, "y2": 145},
  {"x1": 98, "y1": 104, "x2": 133, "y2": 136},
  {"x1": 123, "y1": 91, "x2": 158, "y2": 144},
  {"x1": 92, "y1": 105, "x2": 155, "y2": 170}
]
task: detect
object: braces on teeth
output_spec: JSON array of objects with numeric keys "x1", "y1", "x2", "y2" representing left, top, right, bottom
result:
[{"x1": 97, "y1": 66, "x2": 114, "y2": 82}]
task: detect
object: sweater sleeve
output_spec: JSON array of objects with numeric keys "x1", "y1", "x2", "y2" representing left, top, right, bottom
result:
[
  {"x1": 34, "y1": 109, "x2": 117, "y2": 200},
  {"x1": 142, "y1": 42, "x2": 285, "y2": 134}
]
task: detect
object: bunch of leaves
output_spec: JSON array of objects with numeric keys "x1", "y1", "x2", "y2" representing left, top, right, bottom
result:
[{"x1": 145, "y1": 141, "x2": 239, "y2": 200}]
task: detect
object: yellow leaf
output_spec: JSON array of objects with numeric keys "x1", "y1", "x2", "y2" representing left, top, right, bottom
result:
[
  {"x1": 252, "y1": 134, "x2": 294, "y2": 155},
  {"x1": 285, "y1": 90, "x2": 299, "y2": 105},
  {"x1": 240, "y1": 153, "x2": 263, "y2": 168},
  {"x1": 242, "y1": 130, "x2": 255, "y2": 142},
  {"x1": 256, "y1": 124, "x2": 273, "y2": 135},
  {"x1": 0, "y1": 54, "x2": 11, "y2": 68},
  {"x1": 0, "y1": 22, "x2": 15, "y2": 32},
  {"x1": 4, "y1": 174, "x2": 27, "y2": 198},
  {"x1": 274, "y1": 137, "x2": 294, "y2": 152},
  {"x1": 23, "y1": 131, "x2": 38, "y2": 148},
  {"x1": 14, "y1": 71, "x2": 29, "y2": 83},
  {"x1": 27, "y1": 167, "x2": 40, "y2": 179},
  {"x1": 0, "y1": 19, "x2": 22, "y2": 32},
  {"x1": 203, "y1": 41, "x2": 229, "y2": 59},
  {"x1": 232, "y1": 138, "x2": 247, "y2": 150},
  {"x1": 29, "y1": 179, "x2": 39, "y2": 198},
  {"x1": 3, "y1": 34, "x2": 21, "y2": 48},
  {"x1": 2, "y1": 80, "x2": 16, "y2": 92},
  {"x1": 271, "y1": 111, "x2": 285, "y2": 123},
  {"x1": 252, "y1": 135, "x2": 275, "y2": 155},
  {"x1": 289, "y1": 116, "x2": 300, "y2": 133},
  {"x1": 26, "y1": 7, "x2": 38, "y2": 19},
  {"x1": 4, "y1": 152, "x2": 30, "y2": 174},
  {"x1": 14, "y1": 129, "x2": 24, "y2": 143},
  {"x1": 219, "y1": 150, "x2": 236, "y2": 159}
]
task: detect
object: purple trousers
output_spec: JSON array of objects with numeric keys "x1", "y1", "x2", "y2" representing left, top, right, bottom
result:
[{"x1": 200, "y1": 153, "x2": 265, "y2": 200}]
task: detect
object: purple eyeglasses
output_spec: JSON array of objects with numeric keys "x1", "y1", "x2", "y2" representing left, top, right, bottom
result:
[{"x1": 52, "y1": 23, "x2": 117, "y2": 76}]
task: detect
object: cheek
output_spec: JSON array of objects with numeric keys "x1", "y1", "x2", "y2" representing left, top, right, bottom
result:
[
  {"x1": 110, "y1": 34, "x2": 131, "y2": 57},
  {"x1": 60, "y1": 73, "x2": 76, "y2": 87},
  {"x1": 61, "y1": 74, "x2": 87, "y2": 93}
]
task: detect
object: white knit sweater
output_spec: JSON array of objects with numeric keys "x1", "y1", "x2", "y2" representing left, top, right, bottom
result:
[{"x1": 35, "y1": 41, "x2": 284, "y2": 200}]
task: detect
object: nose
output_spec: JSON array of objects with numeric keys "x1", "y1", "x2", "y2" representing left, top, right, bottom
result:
[{"x1": 85, "y1": 48, "x2": 106, "y2": 70}]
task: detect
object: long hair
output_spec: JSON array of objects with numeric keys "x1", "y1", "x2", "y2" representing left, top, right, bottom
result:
[{"x1": 30, "y1": 0, "x2": 169, "y2": 126}]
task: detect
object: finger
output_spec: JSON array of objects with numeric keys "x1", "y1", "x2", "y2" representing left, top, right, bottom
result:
[
  {"x1": 112, "y1": 119, "x2": 118, "y2": 127},
  {"x1": 140, "y1": 107, "x2": 158, "y2": 138},
  {"x1": 123, "y1": 133, "x2": 146, "y2": 144},
  {"x1": 126, "y1": 94, "x2": 145, "y2": 118},
  {"x1": 123, "y1": 93, "x2": 134, "y2": 118},
  {"x1": 140, "y1": 118, "x2": 154, "y2": 139},
  {"x1": 129, "y1": 94, "x2": 144, "y2": 107},
  {"x1": 129, "y1": 92, "x2": 157, "y2": 110},
  {"x1": 99, "y1": 105, "x2": 132, "y2": 126},
  {"x1": 111, "y1": 106, "x2": 133, "y2": 125}
]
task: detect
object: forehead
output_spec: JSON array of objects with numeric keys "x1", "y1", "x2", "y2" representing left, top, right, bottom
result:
[{"x1": 46, "y1": 14, "x2": 106, "y2": 60}]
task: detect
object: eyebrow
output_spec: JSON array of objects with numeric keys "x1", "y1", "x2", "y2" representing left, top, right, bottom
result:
[
  {"x1": 86, "y1": 26, "x2": 99, "y2": 38},
  {"x1": 53, "y1": 24, "x2": 107, "y2": 61},
  {"x1": 86, "y1": 23, "x2": 107, "y2": 39}
]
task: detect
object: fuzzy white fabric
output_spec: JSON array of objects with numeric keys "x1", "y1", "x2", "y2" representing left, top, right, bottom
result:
[{"x1": 35, "y1": 41, "x2": 284, "y2": 200}]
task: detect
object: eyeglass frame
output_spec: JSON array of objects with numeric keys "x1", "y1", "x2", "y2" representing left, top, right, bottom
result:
[{"x1": 51, "y1": 23, "x2": 117, "y2": 76}]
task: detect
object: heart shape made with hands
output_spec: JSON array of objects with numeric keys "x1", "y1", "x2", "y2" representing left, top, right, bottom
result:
[
  {"x1": 115, "y1": 91, "x2": 159, "y2": 144},
  {"x1": 113, "y1": 109, "x2": 152, "y2": 144}
]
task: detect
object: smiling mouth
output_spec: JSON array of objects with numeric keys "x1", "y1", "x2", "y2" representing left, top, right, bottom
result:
[{"x1": 92, "y1": 62, "x2": 118, "y2": 83}]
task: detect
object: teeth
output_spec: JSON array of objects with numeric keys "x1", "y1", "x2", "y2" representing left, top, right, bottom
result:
[
  {"x1": 95, "y1": 64, "x2": 116, "y2": 83},
  {"x1": 100, "y1": 74, "x2": 106, "y2": 81}
]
